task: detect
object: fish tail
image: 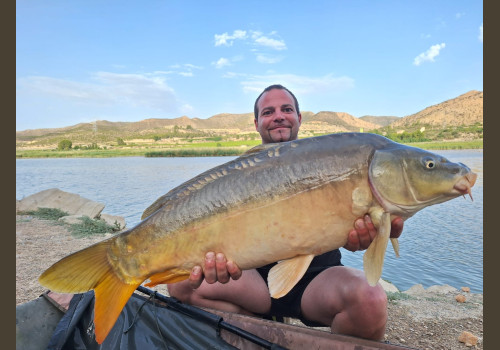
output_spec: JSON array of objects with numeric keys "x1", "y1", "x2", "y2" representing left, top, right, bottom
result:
[{"x1": 38, "y1": 239, "x2": 140, "y2": 344}]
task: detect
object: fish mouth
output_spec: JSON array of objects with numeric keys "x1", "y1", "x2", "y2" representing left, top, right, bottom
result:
[{"x1": 454, "y1": 172, "x2": 477, "y2": 200}]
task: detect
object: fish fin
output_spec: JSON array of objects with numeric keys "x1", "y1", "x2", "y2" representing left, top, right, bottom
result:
[
  {"x1": 243, "y1": 143, "x2": 276, "y2": 155},
  {"x1": 38, "y1": 238, "x2": 139, "y2": 344},
  {"x1": 390, "y1": 238, "x2": 400, "y2": 258},
  {"x1": 268, "y1": 254, "x2": 315, "y2": 299},
  {"x1": 142, "y1": 195, "x2": 168, "y2": 220},
  {"x1": 94, "y1": 274, "x2": 139, "y2": 343},
  {"x1": 144, "y1": 270, "x2": 190, "y2": 287},
  {"x1": 39, "y1": 239, "x2": 114, "y2": 293},
  {"x1": 363, "y1": 210, "x2": 391, "y2": 286}
]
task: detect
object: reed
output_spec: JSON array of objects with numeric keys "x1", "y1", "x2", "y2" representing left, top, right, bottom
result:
[{"x1": 145, "y1": 148, "x2": 247, "y2": 157}]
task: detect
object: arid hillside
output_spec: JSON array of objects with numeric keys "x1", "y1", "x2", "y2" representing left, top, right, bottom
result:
[
  {"x1": 391, "y1": 90, "x2": 483, "y2": 128},
  {"x1": 16, "y1": 90, "x2": 482, "y2": 147}
]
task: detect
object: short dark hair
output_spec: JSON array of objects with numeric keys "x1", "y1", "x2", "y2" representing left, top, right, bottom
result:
[{"x1": 253, "y1": 84, "x2": 300, "y2": 120}]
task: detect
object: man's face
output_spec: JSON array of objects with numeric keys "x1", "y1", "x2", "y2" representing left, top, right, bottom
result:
[{"x1": 254, "y1": 89, "x2": 302, "y2": 144}]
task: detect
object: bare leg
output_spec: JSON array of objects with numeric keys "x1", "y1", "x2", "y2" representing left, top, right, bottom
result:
[
  {"x1": 300, "y1": 266, "x2": 387, "y2": 340},
  {"x1": 167, "y1": 269, "x2": 272, "y2": 315}
]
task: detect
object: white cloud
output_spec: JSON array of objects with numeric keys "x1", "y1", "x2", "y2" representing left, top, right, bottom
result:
[
  {"x1": 215, "y1": 29, "x2": 287, "y2": 53},
  {"x1": 214, "y1": 30, "x2": 247, "y2": 46},
  {"x1": 479, "y1": 23, "x2": 483, "y2": 43},
  {"x1": 253, "y1": 36, "x2": 286, "y2": 51},
  {"x1": 250, "y1": 31, "x2": 287, "y2": 50},
  {"x1": 17, "y1": 72, "x2": 184, "y2": 113},
  {"x1": 413, "y1": 43, "x2": 446, "y2": 66},
  {"x1": 213, "y1": 57, "x2": 231, "y2": 69},
  {"x1": 256, "y1": 54, "x2": 283, "y2": 64},
  {"x1": 240, "y1": 73, "x2": 354, "y2": 95},
  {"x1": 455, "y1": 12, "x2": 465, "y2": 19}
]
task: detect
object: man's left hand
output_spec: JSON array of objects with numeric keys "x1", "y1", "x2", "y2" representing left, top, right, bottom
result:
[{"x1": 343, "y1": 215, "x2": 404, "y2": 252}]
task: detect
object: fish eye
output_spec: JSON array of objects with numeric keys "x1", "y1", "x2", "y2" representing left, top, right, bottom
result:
[{"x1": 423, "y1": 157, "x2": 436, "y2": 169}]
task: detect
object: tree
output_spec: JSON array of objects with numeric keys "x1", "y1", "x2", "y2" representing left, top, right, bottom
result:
[{"x1": 58, "y1": 139, "x2": 72, "y2": 150}]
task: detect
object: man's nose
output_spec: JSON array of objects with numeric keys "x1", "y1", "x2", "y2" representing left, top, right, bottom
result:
[{"x1": 273, "y1": 111, "x2": 285, "y2": 121}]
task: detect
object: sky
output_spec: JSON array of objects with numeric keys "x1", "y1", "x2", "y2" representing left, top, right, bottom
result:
[{"x1": 16, "y1": 0, "x2": 483, "y2": 131}]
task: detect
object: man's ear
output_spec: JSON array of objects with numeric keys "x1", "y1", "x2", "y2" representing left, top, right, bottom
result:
[
  {"x1": 254, "y1": 118, "x2": 259, "y2": 130},
  {"x1": 298, "y1": 113, "x2": 302, "y2": 125}
]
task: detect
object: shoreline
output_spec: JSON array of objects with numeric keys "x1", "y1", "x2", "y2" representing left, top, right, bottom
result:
[
  {"x1": 16, "y1": 139, "x2": 484, "y2": 159},
  {"x1": 16, "y1": 214, "x2": 483, "y2": 349}
]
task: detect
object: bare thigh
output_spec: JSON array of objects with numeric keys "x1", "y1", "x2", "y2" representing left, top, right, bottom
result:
[{"x1": 168, "y1": 269, "x2": 272, "y2": 315}]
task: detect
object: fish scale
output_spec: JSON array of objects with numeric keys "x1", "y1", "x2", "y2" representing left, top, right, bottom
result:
[{"x1": 39, "y1": 132, "x2": 477, "y2": 343}]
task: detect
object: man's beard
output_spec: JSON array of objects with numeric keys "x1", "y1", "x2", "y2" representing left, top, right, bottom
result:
[{"x1": 269, "y1": 128, "x2": 291, "y2": 142}]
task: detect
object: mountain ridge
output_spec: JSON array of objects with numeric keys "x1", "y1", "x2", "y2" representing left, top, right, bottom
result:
[{"x1": 16, "y1": 90, "x2": 483, "y2": 146}]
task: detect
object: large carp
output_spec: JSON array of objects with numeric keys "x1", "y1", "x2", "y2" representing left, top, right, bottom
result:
[{"x1": 39, "y1": 133, "x2": 476, "y2": 343}]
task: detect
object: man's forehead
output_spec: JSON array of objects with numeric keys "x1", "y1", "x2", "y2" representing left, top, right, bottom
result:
[{"x1": 258, "y1": 89, "x2": 294, "y2": 108}]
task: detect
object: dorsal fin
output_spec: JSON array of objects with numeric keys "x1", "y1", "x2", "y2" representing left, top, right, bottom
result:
[{"x1": 243, "y1": 143, "x2": 276, "y2": 155}]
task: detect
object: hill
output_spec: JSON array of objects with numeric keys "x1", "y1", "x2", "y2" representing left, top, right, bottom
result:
[
  {"x1": 16, "y1": 90, "x2": 482, "y2": 148},
  {"x1": 390, "y1": 90, "x2": 483, "y2": 129},
  {"x1": 359, "y1": 115, "x2": 400, "y2": 127}
]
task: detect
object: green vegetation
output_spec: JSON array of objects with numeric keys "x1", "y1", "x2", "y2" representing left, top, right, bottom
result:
[
  {"x1": 145, "y1": 148, "x2": 247, "y2": 157},
  {"x1": 57, "y1": 139, "x2": 72, "y2": 150},
  {"x1": 19, "y1": 207, "x2": 122, "y2": 237},
  {"x1": 21, "y1": 207, "x2": 69, "y2": 220},
  {"x1": 68, "y1": 216, "x2": 122, "y2": 237},
  {"x1": 408, "y1": 139, "x2": 483, "y2": 150},
  {"x1": 386, "y1": 291, "x2": 414, "y2": 303},
  {"x1": 16, "y1": 137, "x2": 482, "y2": 159},
  {"x1": 372, "y1": 129, "x2": 430, "y2": 143}
]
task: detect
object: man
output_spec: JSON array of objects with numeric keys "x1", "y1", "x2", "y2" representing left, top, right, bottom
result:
[{"x1": 167, "y1": 84, "x2": 403, "y2": 340}]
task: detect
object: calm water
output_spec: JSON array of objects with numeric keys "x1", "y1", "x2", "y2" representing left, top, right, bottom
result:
[{"x1": 16, "y1": 150, "x2": 483, "y2": 293}]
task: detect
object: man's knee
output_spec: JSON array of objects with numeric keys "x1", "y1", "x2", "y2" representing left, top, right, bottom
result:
[{"x1": 352, "y1": 282, "x2": 388, "y2": 322}]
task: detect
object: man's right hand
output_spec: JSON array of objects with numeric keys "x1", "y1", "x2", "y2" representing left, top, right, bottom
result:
[{"x1": 189, "y1": 252, "x2": 242, "y2": 289}]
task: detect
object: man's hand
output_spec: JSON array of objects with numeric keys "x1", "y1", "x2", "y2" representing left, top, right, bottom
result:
[
  {"x1": 188, "y1": 252, "x2": 242, "y2": 289},
  {"x1": 343, "y1": 215, "x2": 404, "y2": 252}
]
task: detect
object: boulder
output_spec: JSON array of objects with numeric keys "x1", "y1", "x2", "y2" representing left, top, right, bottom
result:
[
  {"x1": 403, "y1": 284, "x2": 426, "y2": 296},
  {"x1": 455, "y1": 294, "x2": 467, "y2": 303},
  {"x1": 99, "y1": 213, "x2": 126, "y2": 230},
  {"x1": 458, "y1": 331, "x2": 478, "y2": 346},
  {"x1": 379, "y1": 279, "x2": 399, "y2": 293},
  {"x1": 426, "y1": 284, "x2": 458, "y2": 294},
  {"x1": 17, "y1": 189, "x2": 105, "y2": 219}
]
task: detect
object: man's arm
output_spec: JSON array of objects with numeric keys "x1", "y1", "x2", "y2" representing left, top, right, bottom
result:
[{"x1": 187, "y1": 215, "x2": 404, "y2": 288}]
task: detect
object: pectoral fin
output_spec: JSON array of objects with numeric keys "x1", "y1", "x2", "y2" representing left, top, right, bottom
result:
[
  {"x1": 363, "y1": 210, "x2": 391, "y2": 286},
  {"x1": 391, "y1": 238, "x2": 400, "y2": 258},
  {"x1": 268, "y1": 254, "x2": 315, "y2": 299}
]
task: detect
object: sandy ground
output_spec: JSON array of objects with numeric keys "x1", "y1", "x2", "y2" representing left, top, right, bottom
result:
[{"x1": 16, "y1": 214, "x2": 483, "y2": 349}]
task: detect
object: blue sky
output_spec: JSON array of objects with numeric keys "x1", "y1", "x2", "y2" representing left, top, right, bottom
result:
[{"x1": 16, "y1": 1, "x2": 483, "y2": 131}]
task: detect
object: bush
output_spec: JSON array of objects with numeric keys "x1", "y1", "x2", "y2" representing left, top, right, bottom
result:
[
  {"x1": 22, "y1": 207, "x2": 69, "y2": 220},
  {"x1": 58, "y1": 139, "x2": 72, "y2": 150},
  {"x1": 69, "y1": 216, "x2": 121, "y2": 237},
  {"x1": 116, "y1": 138, "x2": 126, "y2": 146}
]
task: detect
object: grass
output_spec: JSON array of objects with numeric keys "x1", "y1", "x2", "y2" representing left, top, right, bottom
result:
[
  {"x1": 16, "y1": 137, "x2": 483, "y2": 158},
  {"x1": 386, "y1": 291, "x2": 414, "y2": 303},
  {"x1": 145, "y1": 147, "x2": 249, "y2": 157},
  {"x1": 18, "y1": 207, "x2": 121, "y2": 237},
  {"x1": 407, "y1": 139, "x2": 483, "y2": 150},
  {"x1": 21, "y1": 207, "x2": 69, "y2": 220},
  {"x1": 68, "y1": 216, "x2": 122, "y2": 237}
]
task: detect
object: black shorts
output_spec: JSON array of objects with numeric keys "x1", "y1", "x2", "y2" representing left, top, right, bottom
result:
[{"x1": 256, "y1": 250, "x2": 343, "y2": 327}]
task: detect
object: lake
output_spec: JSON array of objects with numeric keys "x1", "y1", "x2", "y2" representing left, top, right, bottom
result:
[{"x1": 16, "y1": 149, "x2": 483, "y2": 293}]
